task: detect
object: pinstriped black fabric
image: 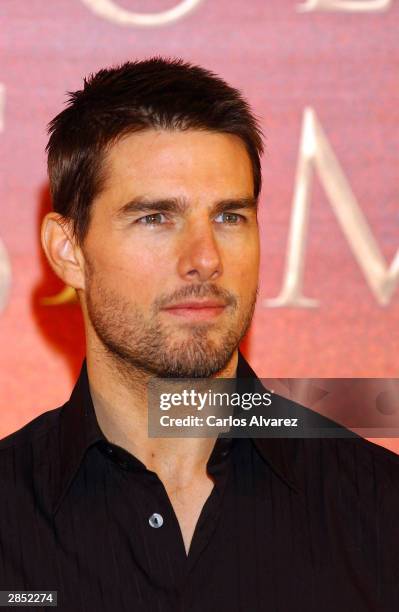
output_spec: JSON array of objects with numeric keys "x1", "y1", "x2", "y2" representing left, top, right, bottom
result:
[{"x1": 0, "y1": 351, "x2": 399, "y2": 611}]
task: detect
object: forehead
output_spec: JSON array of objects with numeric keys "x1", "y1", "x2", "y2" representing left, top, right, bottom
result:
[{"x1": 101, "y1": 129, "x2": 254, "y2": 200}]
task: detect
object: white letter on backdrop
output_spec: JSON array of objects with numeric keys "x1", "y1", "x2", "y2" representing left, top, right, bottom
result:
[
  {"x1": 80, "y1": 0, "x2": 203, "y2": 27},
  {"x1": 0, "y1": 83, "x2": 11, "y2": 314},
  {"x1": 265, "y1": 108, "x2": 399, "y2": 308},
  {"x1": 298, "y1": 0, "x2": 391, "y2": 12}
]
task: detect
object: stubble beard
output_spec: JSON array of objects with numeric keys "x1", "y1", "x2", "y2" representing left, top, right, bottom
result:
[{"x1": 85, "y1": 272, "x2": 258, "y2": 379}]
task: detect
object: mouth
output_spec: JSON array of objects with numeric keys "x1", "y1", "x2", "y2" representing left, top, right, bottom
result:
[{"x1": 161, "y1": 300, "x2": 228, "y2": 321}]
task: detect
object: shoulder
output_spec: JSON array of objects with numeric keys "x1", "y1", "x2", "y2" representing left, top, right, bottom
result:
[
  {"x1": 300, "y1": 434, "x2": 399, "y2": 472},
  {"x1": 0, "y1": 404, "x2": 64, "y2": 454},
  {"x1": 297, "y1": 436, "x2": 399, "y2": 500},
  {"x1": 0, "y1": 405, "x2": 66, "y2": 527},
  {"x1": 329, "y1": 435, "x2": 399, "y2": 481},
  {"x1": 0, "y1": 405, "x2": 66, "y2": 505},
  {"x1": 262, "y1": 390, "x2": 399, "y2": 486},
  {"x1": 353, "y1": 435, "x2": 399, "y2": 469}
]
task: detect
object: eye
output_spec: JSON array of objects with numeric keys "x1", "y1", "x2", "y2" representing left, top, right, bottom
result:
[
  {"x1": 136, "y1": 213, "x2": 167, "y2": 225},
  {"x1": 215, "y1": 212, "x2": 245, "y2": 224}
]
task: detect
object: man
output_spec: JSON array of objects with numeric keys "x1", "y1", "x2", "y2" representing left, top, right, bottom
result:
[{"x1": 0, "y1": 57, "x2": 398, "y2": 611}]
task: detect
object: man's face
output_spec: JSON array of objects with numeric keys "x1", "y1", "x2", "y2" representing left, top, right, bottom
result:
[{"x1": 81, "y1": 129, "x2": 260, "y2": 377}]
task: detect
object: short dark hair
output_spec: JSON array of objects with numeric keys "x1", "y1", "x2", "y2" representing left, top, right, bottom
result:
[{"x1": 46, "y1": 57, "x2": 264, "y2": 245}]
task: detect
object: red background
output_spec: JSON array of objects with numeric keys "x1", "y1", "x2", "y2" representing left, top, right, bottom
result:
[{"x1": 1, "y1": 1, "x2": 398, "y2": 451}]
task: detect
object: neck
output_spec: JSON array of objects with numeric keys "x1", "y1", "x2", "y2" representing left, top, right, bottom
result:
[{"x1": 85, "y1": 336, "x2": 238, "y2": 485}]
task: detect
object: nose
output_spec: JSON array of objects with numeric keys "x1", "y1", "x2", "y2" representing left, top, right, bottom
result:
[{"x1": 176, "y1": 220, "x2": 223, "y2": 283}]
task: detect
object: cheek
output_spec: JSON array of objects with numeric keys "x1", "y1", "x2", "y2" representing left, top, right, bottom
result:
[
  {"x1": 90, "y1": 240, "x2": 172, "y2": 303},
  {"x1": 225, "y1": 237, "x2": 260, "y2": 290}
]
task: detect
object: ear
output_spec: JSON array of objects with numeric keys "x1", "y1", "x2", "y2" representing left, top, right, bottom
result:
[{"x1": 40, "y1": 212, "x2": 86, "y2": 291}]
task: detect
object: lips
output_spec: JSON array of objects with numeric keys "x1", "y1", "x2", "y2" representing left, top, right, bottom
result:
[
  {"x1": 164, "y1": 300, "x2": 227, "y2": 309},
  {"x1": 161, "y1": 299, "x2": 227, "y2": 320}
]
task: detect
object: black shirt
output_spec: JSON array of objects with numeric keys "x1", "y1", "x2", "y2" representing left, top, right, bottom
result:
[{"x1": 0, "y1": 351, "x2": 398, "y2": 611}]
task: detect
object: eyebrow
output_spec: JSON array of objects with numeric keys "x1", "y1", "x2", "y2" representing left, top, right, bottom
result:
[{"x1": 114, "y1": 196, "x2": 258, "y2": 219}]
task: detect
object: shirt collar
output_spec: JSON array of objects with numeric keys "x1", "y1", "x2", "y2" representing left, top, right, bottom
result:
[
  {"x1": 53, "y1": 349, "x2": 300, "y2": 515},
  {"x1": 235, "y1": 351, "x2": 301, "y2": 494},
  {"x1": 54, "y1": 361, "x2": 104, "y2": 516}
]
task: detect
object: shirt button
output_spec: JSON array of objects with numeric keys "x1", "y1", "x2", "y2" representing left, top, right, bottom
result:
[{"x1": 149, "y1": 513, "x2": 164, "y2": 528}]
